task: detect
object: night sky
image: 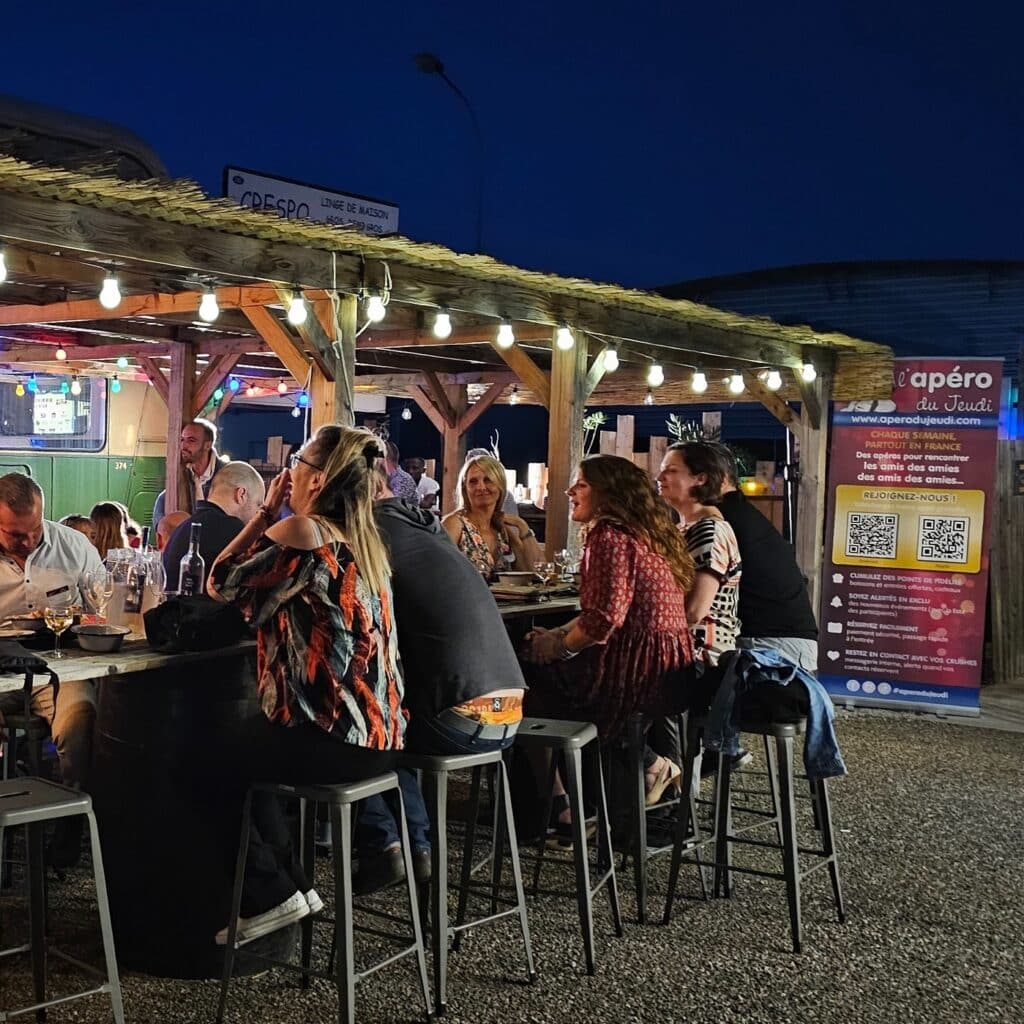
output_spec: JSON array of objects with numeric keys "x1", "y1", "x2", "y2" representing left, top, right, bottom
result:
[{"x1": 4, "y1": 1, "x2": 1022, "y2": 288}]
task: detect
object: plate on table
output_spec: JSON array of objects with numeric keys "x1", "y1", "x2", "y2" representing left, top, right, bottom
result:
[
  {"x1": 489, "y1": 583, "x2": 577, "y2": 602},
  {"x1": 0, "y1": 627, "x2": 38, "y2": 640}
]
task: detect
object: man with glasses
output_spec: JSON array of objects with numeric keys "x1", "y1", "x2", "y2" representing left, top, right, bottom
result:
[{"x1": 0, "y1": 473, "x2": 103, "y2": 867}]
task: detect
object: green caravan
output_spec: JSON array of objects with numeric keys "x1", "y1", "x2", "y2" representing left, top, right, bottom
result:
[{"x1": 0, "y1": 374, "x2": 167, "y2": 526}]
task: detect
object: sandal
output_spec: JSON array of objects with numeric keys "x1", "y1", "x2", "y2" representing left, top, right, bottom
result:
[
  {"x1": 644, "y1": 758, "x2": 682, "y2": 807},
  {"x1": 547, "y1": 793, "x2": 596, "y2": 849}
]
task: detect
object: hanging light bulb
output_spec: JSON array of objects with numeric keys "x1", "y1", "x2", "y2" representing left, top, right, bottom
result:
[
  {"x1": 643, "y1": 388, "x2": 654, "y2": 406},
  {"x1": 603, "y1": 347, "x2": 619, "y2": 372},
  {"x1": 555, "y1": 324, "x2": 574, "y2": 350},
  {"x1": 27, "y1": 374, "x2": 37, "y2": 393},
  {"x1": 70, "y1": 374, "x2": 82, "y2": 396},
  {"x1": 228, "y1": 376, "x2": 241, "y2": 392},
  {"x1": 401, "y1": 404, "x2": 413, "y2": 421},
  {"x1": 365, "y1": 290, "x2": 387, "y2": 323},
  {"x1": 277, "y1": 379, "x2": 289, "y2": 395},
  {"x1": 15, "y1": 382, "x2": 25, "y2": 397},
  {"x1": 213, "y1": 386, "x2": 224, "y2": 402},
  {"x1": 60, "y1": 379, "x2": 70, "y2": 395},
  {"x1": 55, "y1": 345, "x2": 67, "y2": 361},
  {"x1": 647, "y1": 363, "x2": 665, "y2": 388},
  {"x1": 433, "y1": 308, "x2": 452, "y2": 339},
  {"x1": 691, "y1": 369, "x2": 708, "y2": 394},
  {"x1": 116, "y1": 355, "x2": 129, "y2": 370},
  {"x1": 0, "y1": 249, "x2": 7, "y2": 284},
  {"x1": 291, "y1": 405, "x2": 302, "y2": 418},
  {"x1": 496, "y1": 319, "x2": 516, "y2": 349},
  {"x1": 765, "y1": 368, "x2": 783, "y2": 391},
  {"x1": 286, "y1": 290, "x2": 307, "y2": 326},
  {"x1": 99, "y1": 273, "x2": 121, "y2": 310},
  {"x1": 198, "y1": 286, "x2": 220, "y2": 323},
  {"x1": 801, "y1": 362, "x2": 817, "y2": 382},
  {"x1": 111, "y1": 374, "x2": 122, "y2": 394},
  {"x1": 297, "y1": 390, "x2": 310, "y2": 408},
  {"x1": 728, "y1": 373, "x2": 745, "y2": 395},
  {"x1": 509, "y1": 385, "x2": 520, "y2": 405},
  {"x1": 245, "y1": 383, "x2": 259, "y2": 397}
]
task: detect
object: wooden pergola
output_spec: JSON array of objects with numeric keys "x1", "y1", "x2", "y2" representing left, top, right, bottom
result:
[{"x1": 0, "y1": 156, "x2": 893, "y2": 609}]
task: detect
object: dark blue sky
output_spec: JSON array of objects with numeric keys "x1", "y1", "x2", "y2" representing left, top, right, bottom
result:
[{"x1": 5, "y1": 1, "x2": 1022, "y2": 287}]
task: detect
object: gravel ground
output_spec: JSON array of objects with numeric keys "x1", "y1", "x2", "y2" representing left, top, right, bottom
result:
[{"x1": 2, "y1": 710, "x2": 1021, "y2": 1024}]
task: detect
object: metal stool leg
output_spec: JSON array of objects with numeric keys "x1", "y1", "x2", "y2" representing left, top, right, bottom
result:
[
  {"x1": 814, "y1": 778, "x2": 846, "y2": 923},
  {"x1": 563, "y1": 746, "x2": 596, "y2": 974},
  {"x1": 593, "y1": 745, "x2": 623, "y2": 937},
  {"x1": 530, "y1": 751, "x2": 559, "y2": 896},
  {"x1": 331, "y1": 803, "x2": 356, "y2": 1024},
  {"x1": 763, "y1": 734, "x2": 785, "y2": 848},
  {"x1": 86, "y1": 809, "x2": 125, "y2": 1024},
  {"x1": 422, "y1": 771, "x2": 449, "y2": 1016},
  {"x1": 394, "y1": 790, "x2": 433, "y2": 1019},
  {"x1": 664, "y1": 714, "x2": 709, "y2": 923},
  {"x1": 299, "y1": 797, "x2": 316, "y2": 987},
  {"x1": 452, "y1": 765, "x2": 482, "y2": 950},
  {"x1": 627, "y1": 717, "x2": 648, "y2": 923},
  {"x1": 775, "y1": 734, "x2": 803, "y2": 953},
  {"x1": 713, "y1": 755, "x2": 734, "y2": 898},
  {"x1": 497, "y1": 759, "x2": 537, "y2": 985},
  {"x1": 27, "y1": 819, "x2": 46, "y2": 1022},
  {"x1": 216, "y1": 790, "x2": 254, "y2": 1024}
]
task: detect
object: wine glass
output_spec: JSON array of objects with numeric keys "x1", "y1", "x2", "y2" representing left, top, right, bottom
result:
[
  {"x1": 145, "y1": 557, "x2": 167, "y2": 607},
  {"x1": 81, "y1": 569, "x2": 114, "y2": 621},
  {"x1": 44, "y1": 598, "x2": 74, "y2": 659},
  {"x1": 534, "y1": 561, "x2": 558, "y2": 586}
]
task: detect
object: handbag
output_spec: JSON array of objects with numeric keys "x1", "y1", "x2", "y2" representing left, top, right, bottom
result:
[
  {"x1": 143, "y1": 596, "x2": 248, "y2": 653},
  {"x1": 0, "y1": 640, "x2": 59, "y2": 722}
]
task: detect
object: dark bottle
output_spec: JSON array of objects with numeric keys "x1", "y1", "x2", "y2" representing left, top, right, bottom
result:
[
  {"x1": 123, "y1": 528, "x2": 150, "y2": 614},
  {"x1": 178, "y1": 522, "x2": 205, "y2": 596}
]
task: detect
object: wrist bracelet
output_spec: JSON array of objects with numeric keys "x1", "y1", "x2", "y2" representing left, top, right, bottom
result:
[
  {"x1": 557, "y1": 637, "x2": 579, "y2": 660},
  {"x1": 521, "y1": 529, "x2": 535, "y2": 540}
]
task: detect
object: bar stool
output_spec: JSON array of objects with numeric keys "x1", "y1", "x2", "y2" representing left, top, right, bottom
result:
[
  {"x1": 685, "y1": 717, "x2": 845, "y2": 953},
  {"x1": 399, "y1": 747, "x2": 535, "y2": 1017},
  {"x1": 216, "y1": 773, "x2": 431, "y2": 1024},
  {"x1": 513, "y1": 717, "x2": 622, "y2": 973},
  {"x1": 0, "y1": 778, "x2": 125, "y2": 1024}
]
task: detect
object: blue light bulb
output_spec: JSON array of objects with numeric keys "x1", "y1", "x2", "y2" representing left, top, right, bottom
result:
[
  {"x1": 213, "y1": 387, "x2": 224, "y2": 402},
  {"x1": 27, "y1": 374, "x2": 37, "y2": 393},
  {"x1": 297, "y1": 391, "x2": 309, "y2": 408},
  {"x1": 60, "y1": 379, "x2": 70, "y2": 395},
  {"x1": 228, "y1": 377, "x2": 240, "y2": 392},
  {"x1": 116, "y1": 356, "x2": 129, "y2": 370},
  {"x1": 110, "y1": 376, "x2": 122, "y2": 394}
]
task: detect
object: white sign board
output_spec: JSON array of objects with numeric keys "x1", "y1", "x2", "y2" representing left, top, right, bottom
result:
[{"x1": 224, "y1": 167, "x2": 399, "y2": 236}]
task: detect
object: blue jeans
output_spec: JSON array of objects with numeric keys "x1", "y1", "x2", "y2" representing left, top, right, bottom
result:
[{"x1": 356, "y1": 710, "x2": 518, "y2": 855}]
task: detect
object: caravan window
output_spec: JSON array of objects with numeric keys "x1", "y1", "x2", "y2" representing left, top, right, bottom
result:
[{"x1": 0, "y1": 375, "x2": 107, "y2": 452}]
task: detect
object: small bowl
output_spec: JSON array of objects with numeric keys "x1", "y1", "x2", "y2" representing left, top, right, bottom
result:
[
  {"x1": 495, "y1": 571, "x2": 537, "y2": 587},
  {"x1": 71, "y1": 624, "x2": 131, "y2": 653},
  {"x1": 7, "y1": 615, "x2": 45, "y2": 633}
]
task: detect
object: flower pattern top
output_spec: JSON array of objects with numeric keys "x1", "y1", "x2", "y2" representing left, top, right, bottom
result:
[
  {"x1": 452, "y1": 511, "x2": 513, "y2": 578},
  {"x1": 215, "y1": 536, "x2": 405, "y2": 750}
]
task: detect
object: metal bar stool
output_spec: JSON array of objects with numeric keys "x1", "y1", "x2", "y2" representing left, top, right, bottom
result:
[
  {"x1": 216, "y1": 773, "x2": 431, "y2": 1024},
  {"x1": 710, "y1": 718, "x2": 845, "y2": 953},
  {"x1": 513, "y1": 717, "x2": 622, "y2": 973},
  {"x1": 0, "y1": 778, "x2": 125, "y2": 1024},
  {"x1": 400, "y1": 747, "x2": 536, "y2": 1017}
]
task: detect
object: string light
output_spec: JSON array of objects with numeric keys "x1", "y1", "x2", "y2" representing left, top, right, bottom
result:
[
  {"x1": 401, "y1": 404, "x2": 413, "y2": 421},
  {"x1": 60, "y1": 379, "x2": 70, "y2": 395},
  {"x1": 728, "y1": 373, "x2": 745, "y2": 395},
  {"x1": 15, "y1": 382, "x2": 25, "y2": 397},
  {"x1": 365, "y1": 290, "x2": 387, "y2": 323},
  {"x1": 643, "y1": 388, "x2": 654, "y2": 406},
  {"x1": 116, "y1": 356, "x2": 129, "y2": 370},
  {"x1": 277, "y1": 379, "x2": 289, "y2": 395},
  {"x1": 496, "y1": 319, "x2": 516, "y2": 349},
  {"x1": 291, "y1": 405, "x2": 302, "y2": 419},
  {"x1": 297, "y1": 391, "x2": 309, "y2": 408},
  {"x1": 111, "y1": 375, "x2": 122, "y2": 394},
  {"x1": 647, "y1": 363, "x2": 665, "y2": 388},
  {"x1": 27, "y1": 374, "x2": 37, "y2": 393},
  {"x1": 603, "y1": 347, "x2": 619, "y2": 372},
  {"x1": 198, "y1": 286, "x2": 220, "y2": 323},
  {"x1": 56, "y1": 346, "x2": 67, "y2": 361},
  {"x1": 70, "y1": 374, "x2": 82, "y2": 397},
  {"x1": 433, "y1": 308, "x2": 452, "y2": 339},
  {"x1": 0, "y1": 249, "x2": 6, "y2": 284},
  {"x1": 286, "y1": 290, "x2": 307, "y2": 326},
  {"x1": 691, "y1": 369, "x2": 708, "y2": 393},
  {"x1": 555, "y1": 324, "x2": 574, "y2": 350},
  {"x1": 99, "y1": 272, "x2": 121, "y2": 310},
  {"x1": 801, "y1": 362, "x2": 817, "y2": 382},
  {"x1": 765, "y1": 368, "x2": 783, "y2": 391},
  {"x1": 246, "y1": 383, "x2": 259, "y2": 397},
  {"x1": 228, "y1": 376, "x2": 241, "y2": 392},
  {"x1": 509, "y1": 385, "x2": 520, "y2": 405},
  {"x1": 213, "y1": 386, "x2": 224, "y2": 402}
]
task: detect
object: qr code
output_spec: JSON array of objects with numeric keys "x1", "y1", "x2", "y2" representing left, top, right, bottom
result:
[
  {"x1": 845, "y1": 512, "x2": 898, "y2": 559},
  {"x1": 918, "y1": 516, "x2": 969, "y2": 563}
]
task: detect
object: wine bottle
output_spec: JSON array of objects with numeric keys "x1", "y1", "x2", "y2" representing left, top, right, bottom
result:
[
  {"x1": 123, "y1": 539, "x2": 149, "y2": 614},
  {"x1": 178, "y1": 522, "x2": 205, "y2": 596}
]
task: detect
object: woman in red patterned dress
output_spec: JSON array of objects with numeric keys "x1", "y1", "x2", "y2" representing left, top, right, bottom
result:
[{"x1": 522, "y1": 454, "x2": 695, "y2": 805}]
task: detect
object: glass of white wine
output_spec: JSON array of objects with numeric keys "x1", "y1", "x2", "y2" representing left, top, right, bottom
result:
[
  {"x1": 81, "y1": 569, "x2": 114, "y2": 620},
  {"x1": 44, "y1": 601, "x2": 75, "y2": 659}
]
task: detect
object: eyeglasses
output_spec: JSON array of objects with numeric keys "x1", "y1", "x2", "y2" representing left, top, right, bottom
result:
[{"x1": 289, "y1": 452, "x2": 322, "y2": 471}]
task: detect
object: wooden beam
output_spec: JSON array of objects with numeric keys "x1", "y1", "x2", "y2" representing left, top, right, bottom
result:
[
  {"x1": 138, "y1": 356, "x2": 169, "y2": 404},
  {"x1": 743, "y1": 372, "x2": 800, "y2": 435},
  {"x1": 0, "y1": 341, "x2": 172, "y2": 362},
  {"x1": 407, "y1": 384, "x2": 448, "y2": 435},
  {"x1": 329, "y1": 294, "x2": 357, "y2": 426},
  {"x1": 192, "y1": 352, "x2": 241, "y2": 416},
  {"x1": 794, "y1": 365, "x2": 824, "y2": 431},
  {"x1": 422, "y1": 371, "x2": 459, "y2": 428},
  {"x1": 241, "y1": 306, "x2": 310, "y2": 384},
  {"x1": 164, "y1": 343, "x2": 197, "y2": 515},
  {"x1": 357, "y1": 324, "x2": 554, "y2": 350},
  {"x1": 490, "y1": 341, "x2": 551, "y2": 409},
  {"x1": 441, "y1": 385, "x2": 469, "y2": 515},
  {"x1": 275, "y1": 288, "x2": 334, "y2": 381},
  {"x1": 458, "y1": 380, "x2": 508, "y2": 434},
  {"x1": 585, "y1": 347, "x2": 610, "y2": 398},
  {"x1": 794, "y1": 368, "x2": 832, "y2": 619}
]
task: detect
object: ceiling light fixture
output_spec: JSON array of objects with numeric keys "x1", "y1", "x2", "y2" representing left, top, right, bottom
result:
[
  {"x1": 287, "y1": 290, "x2": 308, "y2": 326},
  {"x1": 728, "y1": 373, "x2": 745, "y2": 395},
  {"x1": 99, "y1": 272, "x2": 121, "y2": 310},
  {"x1": 433, "y1": 308, "x2": 452, "y2": 339},
  {"x1": 691, "y1": 369, "x2": 708, "y2": 393},
  {"x1": 555, "y1": 324, "x2": 574, "y2": 350},
  {"x1": 647, "y1": 363, "x2": 665, "y2": 388},
  {"x1": 603, "y1": 347, "x2": 619, "y2": 372},
  {"x1": 765, "y1": 368, "x2": 783, "y2": 391},
  {"x1": 365, "y1": 289, "x2": 387, "y2": 323},
  {"x1": 801, "y1": 362, "x2": 817, "y2": 382},
  {"x1": 198, "y1": 286, "x2": 220, "y2": 323},
  {"x1": 496, "y1": 319, "x2": 516, "y2": 349},
  {"x1": 401, "y1": 404, "x2": 413, "y2": 421}
]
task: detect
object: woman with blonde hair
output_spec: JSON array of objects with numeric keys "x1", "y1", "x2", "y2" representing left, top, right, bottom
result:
[
  {"x1": 89, "y1": 501, "x2": 129, "y2": 560},
  {"x1": 205, "y1": 424, "x2": 407, "y2": 942},
  {"x1": 442, "y1": 452, "x2": 542, "y2": 577}
]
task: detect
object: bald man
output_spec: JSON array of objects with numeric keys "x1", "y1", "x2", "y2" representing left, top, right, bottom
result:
[
  {"x1": 161, "y1": 461, "x2": 266, "y2": 588},
  {"x1": 156, "y1": 511, "x2": 190, "y2": 551}
]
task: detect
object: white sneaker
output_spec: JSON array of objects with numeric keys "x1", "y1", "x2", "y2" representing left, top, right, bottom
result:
[
  {"x1": 305, "y1": 888, "x2": 324, "y2": 914},
  {"x1": 215, "y1": 890, "x2": 310, "y2": 946}
]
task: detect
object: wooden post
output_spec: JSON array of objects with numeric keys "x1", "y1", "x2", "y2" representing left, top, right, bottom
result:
[
  {"x1": 545, "y1": 328, "x2": 589, "y2": 556},
  {"x1": 163, "y1": 341, "x2": 196, "y2": 515},
  {"x1": 794, "y1": 368, "x2": 832, "y2": 620},
  {"x1": 317, "y1": 293, "x2": 357, "y2": 427},
  {"x1": 441, "y1": 384, "x2": 468, "y2": 514}
]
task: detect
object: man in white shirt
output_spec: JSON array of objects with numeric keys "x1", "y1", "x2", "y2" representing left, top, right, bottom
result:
[
  {"x1": 405, "y1": 457, "x2": 440, "y2": 511},
  {"x1": 152, "y1": 418, "x2": 228, "y2": 523},
  {"x1": 0, "y1": 473, "x2": 103, "y2": 866}
]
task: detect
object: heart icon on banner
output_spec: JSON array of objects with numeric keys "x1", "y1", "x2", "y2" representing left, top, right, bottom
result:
[{"x1": 827, "y1": 650, "x2": 840, "y2": 661}]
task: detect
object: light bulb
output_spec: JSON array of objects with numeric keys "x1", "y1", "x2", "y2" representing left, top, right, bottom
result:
[
  {"x1": 647, "y1": 363, "x2": 665, "y2": 388},
  {"x1": 111, "y1": 375, "x2": 122, "y2": 394},
  {"x1": 728, "y1": 373, "x2": 745, "y2": 395},
  {"x1": 801, "y1": 362, "x2": 817, "y2": 382},
  {"x1": 198, "y1": 288, "x2": 220, "y2": 323},
  {"x1": 603, "y1": 348, "x2": 619, "y2": 372},
  {"x1": 401, "y1": 404, "x2": 412, "y2": 421},
  {"x1": 213, "y1": 387, "x2": 224, "y2": 402},
  {"x1": 70, "y1": 375, "x2": 82, "y2": 396},
  {"x1": 297, "y1": 391, "x2": 309, "y2": 408},
  {"x1": 277, "y1": 380, "x2": 289, "y2": 395},
  {"x1": 60, "y1": 379, "x2": 70, "y2": 395},
  {"x1": 509, "y1": 386, "x2": 520, "y2": 405},
  {"x1": 365, "y1": 291, "x2": 387, "y2": 323},
  {"x1": 496, "y1": 320, "x2": 516, "y2": 349},
  {"x1": 765, "y1": 369, "x2": 783, "y2": 391},
  {"x1": 287, "y1": 291, "x2": 307, "y2": 326},
  {"x1": 15, "y1": 382, "x2": 25, "y2": 397},
  {"x1": 643, "y1": 388, "x2": 654, "y2": 406},
  {"x1": 0, "y1": 250, "x2": 6, "y2": 284},
  {"x1": 228, "y1": 376, "x2": 241, "y2": 392},
  {"x1": 291, "y1": 405, "x2": 302, "y2": 418},
  {"x1": 246, "y1": 383, "x2": 258, "y2": 397},
  {"x1": 555, "y1": 324, "x2": 574, "y2": 350},
  {"x1": 27, "y1": 374, "x2": 37, "y2": 393},
  {"x1": 116, "y1": 356, "x2": 129, "y2": 370},
  {"x1": 99, "y1": 274, "x2": 121, "y2": 310},
  {"x1": 433, "y1": 309, "x2": 452, "y2": 339},
  {"x1": 56, "y1": 346, "x2": 67, "y2": 361},
  {"x1": 691, "y1": 370, "x2": 708, "y2": 393}
]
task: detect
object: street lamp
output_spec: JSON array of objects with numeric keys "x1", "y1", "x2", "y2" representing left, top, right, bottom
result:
[{"x1": 414, "y1": 52, "x2": 485, "y2": 254}]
